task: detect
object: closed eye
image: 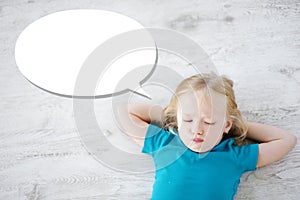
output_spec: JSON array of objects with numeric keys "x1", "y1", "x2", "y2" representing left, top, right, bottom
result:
[
  {"x1": 183, "y1": 119, "x2": 193, "y2": 122},
  {"x1": 204, "y1": 122, "x2": 216, "y2": 125}
]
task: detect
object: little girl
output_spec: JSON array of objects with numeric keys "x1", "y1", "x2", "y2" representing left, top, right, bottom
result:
[{"x1": 119, "y1": 73, "x2": 297, "y2": 200}]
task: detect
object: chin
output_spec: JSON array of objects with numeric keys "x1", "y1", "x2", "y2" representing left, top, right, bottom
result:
[{"x1": 189, "y1": 145, "x2": 212, "y2": 153}]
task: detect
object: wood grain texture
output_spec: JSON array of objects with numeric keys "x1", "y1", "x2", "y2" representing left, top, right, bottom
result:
[{"x1": 0, "y1": 0, "x2": 299, "y2": 199}]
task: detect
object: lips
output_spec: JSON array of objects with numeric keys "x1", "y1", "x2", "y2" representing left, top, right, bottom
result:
[{"x1": 193, "y1": 138, "x2": 204, "y2": 143}]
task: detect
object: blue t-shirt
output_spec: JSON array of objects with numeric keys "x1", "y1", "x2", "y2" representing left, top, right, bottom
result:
[{"x1": 142, "y1": 124, "x2": 259, "y2": 200}]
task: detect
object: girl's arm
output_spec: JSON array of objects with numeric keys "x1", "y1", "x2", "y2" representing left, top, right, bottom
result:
[
  {"x1": 118, "y1": 103, "x2": 163, "y2": 147},
  {"x1": 246, "y1": 122, "x2": 297, "y2": 168}
]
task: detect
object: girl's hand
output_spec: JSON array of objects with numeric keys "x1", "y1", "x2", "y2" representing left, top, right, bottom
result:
[
  {"x1": 118, "y1": 103, "x2": 163, "y2": 148},
  {"x1": 246, "y1": 122, "x2": 297, "y2": 168}
]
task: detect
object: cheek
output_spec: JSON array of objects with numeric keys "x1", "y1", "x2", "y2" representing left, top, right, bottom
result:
[
  {"x1": 207, "y1": 125, "x2": 224, "y2": 137},
  {"x1": 179, "y1": 123, "x2": 192, "y2": 134}
]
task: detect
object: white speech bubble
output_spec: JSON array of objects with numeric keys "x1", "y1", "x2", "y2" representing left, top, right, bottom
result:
[
  {"x1": 95, "y1": 49, "x2": 155, "y2": 99},
  {"x1": 15, "y1": 9, "x2": 156, "y2": 98}
]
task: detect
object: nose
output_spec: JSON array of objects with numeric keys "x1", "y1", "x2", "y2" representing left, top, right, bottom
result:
[
  {"x1": 196, "y1": 129, "x2": 204, "y2": 136},
  {"x1": 192, "y1": 120, "x2": 205, "y2": 135}
]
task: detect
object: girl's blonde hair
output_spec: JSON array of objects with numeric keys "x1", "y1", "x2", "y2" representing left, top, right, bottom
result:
[{"x1": 161, "y1": 73, "x2": 247, "y2": 146}]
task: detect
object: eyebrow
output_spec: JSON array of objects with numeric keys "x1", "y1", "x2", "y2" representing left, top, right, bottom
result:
[{"x1": 182, "y1": 113, "x2": 213, "y2": 119}]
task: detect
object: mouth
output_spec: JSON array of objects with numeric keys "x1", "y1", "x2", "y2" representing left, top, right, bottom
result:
[{"x1": 193, "y1": 138, "x2": 204, "y2": 143}]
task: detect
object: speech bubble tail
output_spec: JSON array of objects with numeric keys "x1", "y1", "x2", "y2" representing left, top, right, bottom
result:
[{"x1": 131, "y1": 87, "x2": 152, "y2": 100}]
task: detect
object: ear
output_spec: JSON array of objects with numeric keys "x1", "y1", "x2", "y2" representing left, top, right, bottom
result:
[{"x1": 224, "y1": 118, "x2": 233, "y2": 133}]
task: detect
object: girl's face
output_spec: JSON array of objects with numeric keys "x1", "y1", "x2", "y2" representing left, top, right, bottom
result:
[{"x1": 176, "y1": 89, "x2": 232, "y2": 153}]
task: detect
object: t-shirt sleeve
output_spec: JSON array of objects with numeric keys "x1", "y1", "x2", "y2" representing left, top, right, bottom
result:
[
  {"x1": 233, "y1": 143, "x2": 259, "y2": 171},
  {"x1": 141, "y1": 124, "x2": 174, "y2": 155}
]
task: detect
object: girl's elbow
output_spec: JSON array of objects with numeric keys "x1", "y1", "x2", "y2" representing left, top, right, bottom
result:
[
  {"x1": 290, "y1": 133, "x2": 297, "y2": 148},
  {"x1": 286, "y1": 132, "x2": 297, "y2": 149}
]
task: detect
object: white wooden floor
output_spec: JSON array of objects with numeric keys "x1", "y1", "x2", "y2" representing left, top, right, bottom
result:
[{"x1": 1, "y1": 0, "x2": 300, "y2": 199}]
